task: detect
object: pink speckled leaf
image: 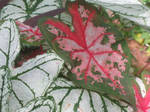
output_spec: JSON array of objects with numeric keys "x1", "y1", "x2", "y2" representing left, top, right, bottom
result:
[
  {"x1": 16, "y1": 21, "x2": 42, "y2": 42},
  {"x1": 39, "y1": 0, "x2": 135, "y2": 107},
  {"x1": 133, "y1": 84, "x2": 150, "y2": 112},
  {"x1": 133, "y1": 72, "x2": 150, "y2": 112},
  {"x1": 16, "y1": 21, "x2": 43, "y2": 47}
]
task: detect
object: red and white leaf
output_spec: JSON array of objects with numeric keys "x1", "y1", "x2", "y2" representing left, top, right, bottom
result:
[
  {"x1": 133, "y1": 74, "x2": 150, "y2": 112},
  {"x1": 133, "y1": 84, "x2": 150, "y2": 112},
  {"x1": 43, "y1": 2, "x2": 128, "y2": 95},
  {"x1": 16, "y1": 21, "x2": 42, "y2": 42}
]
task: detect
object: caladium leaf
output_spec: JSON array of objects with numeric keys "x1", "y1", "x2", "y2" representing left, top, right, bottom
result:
[
  {"x1": 130, "y1": 70, "x2": 150, "y2": 112},
  {"x1": 85, "y1": 0, "x2": 150, "y2": 28},
  {"x1": 0, "y1": 18, "x2": 131, "y2": 112},
  {"x1": 10, "y1": 53, "x2": 63, "y2": 111},
  {"x1": 133, "y1": 84, "x2": 150, "y2": 112},
  {"x1": 0, "y1": 20, "x2": 64, "y2": 112},
  {"x1": 39, "y1": 0, "x2": 135, "y2": 108},
  {"x1": 0, "y1": 19, "x2": 20, "y2": 112},
  {"x1": 0, "y1": 0, "x2": 60, "y2": 21},
  {"x1": 16, "y1": 77, "x2": 132, "y2": 112},
  {"x1": 133, "y1": 76, "x2": 150, "y2": 112},
  {"x1": 16, "y1": 21, "x2": 44, "y2": 47},
  {"x1": 0, "y1": 0, "x2": 64, "y2": 48}
]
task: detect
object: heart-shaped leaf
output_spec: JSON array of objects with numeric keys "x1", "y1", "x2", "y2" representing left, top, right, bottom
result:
[
  {"x1": 0, "y1": 20, "x2": 63, "y2": 112},
  {"x1": 85, "y1": 0, "x2": 150, "y2": 27},
  {"x1": 16, "y1": 77, "x2": 132, "y2": 112},
  {"x1": 39, "y1": 0, "x2": 136, "y2": 108},
  {"x1": 0, "y1": 0, "x2": 60, "y2": 21},
  {"x1": 0, "y1": 19, "x2": 20, "y2": 112}
]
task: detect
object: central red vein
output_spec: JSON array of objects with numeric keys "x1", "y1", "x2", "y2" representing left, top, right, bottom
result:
[{"x1": 44, "y1": 2, "x2": 127, "y2": 92}]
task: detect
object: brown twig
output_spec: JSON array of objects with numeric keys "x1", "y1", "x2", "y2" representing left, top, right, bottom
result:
[
  {"x1": 0, "y1": 0, "x2": 11, "y2": 10},
  {"x1": 23, "y1": 8, "x2": 65, "y2": 27}
]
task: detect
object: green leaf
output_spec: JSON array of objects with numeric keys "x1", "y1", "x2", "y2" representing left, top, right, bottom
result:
[
  {"x1": 10, "y1": 53, "x2": 63, "y2": 111},
  {"x1": 16, "y1": 78, "x2": 132, "y2": 112},
  {"x1": 0, "y1": 20, "x2": 64, "y2": 112},
  {"x1": 0, "y1": 0, "x2": 60, "y2": 21},
  {"x1": 38, "y1": 17, "x2": 73, "y2": 65},
  {"x1": 38, "y1": 0, "x2": 136, "y2": 109},
  {"x1": 0, "y1": 20, "x2": 20, "y2": 112},
  {"x1": 85, "y1": 0, "x2": 150, "y2": 28}
]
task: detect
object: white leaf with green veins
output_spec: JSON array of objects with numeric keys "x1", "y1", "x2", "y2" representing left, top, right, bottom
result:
[
  {"x1": 0, "y1": 20, "x2": 20, "y2": 69},
  {"x1": 10, "y1": 53, "x2": 63, "y2": 109},
  {"x1": 0, "y1": 20, "x2": 20, "y2": 112},
  {"x1": 0, "y1": 20, "x2": 64, "y2": 112},
  {"x1": 16, "y1": 78, "x2": 133, "y2": 112},
  {"x1": 85, "y1": 0, "x2": 150, "y2": 27},
  {"x1": 0, "y1": 0, "x2": 60, "y2": 22},
  {"x1": 0, "y1": 20, "x2": 132, "y2": 112}
]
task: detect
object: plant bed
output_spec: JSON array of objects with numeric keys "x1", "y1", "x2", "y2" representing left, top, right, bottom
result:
[{"x1": 1, "y1": 0, "x2": 150, "y2": 112}]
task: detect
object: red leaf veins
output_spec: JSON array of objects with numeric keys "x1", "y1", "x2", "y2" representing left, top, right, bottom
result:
[
  {"x1": 44, "y1": 2, "x2": 128, "y2": 95},
  {"x1": 16, "y1": 21, "x2": 42, "y2": 42},
  {"x1": 133, "y1": 84, "x2": 150, "y2": 112}
]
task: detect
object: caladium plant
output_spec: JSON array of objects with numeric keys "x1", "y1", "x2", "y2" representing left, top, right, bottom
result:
[
  {"x1": 2, "y1": 0, "x2": 150, "y2": 112},
  {"x1": 0, "y1": 20, "x2": 63, "y2": 112},
  {"x1": 39, "y1": 0, "x2": 136, "y2": 109},
  {"x1": 0, "y1": 19, "x2": 132, "y2": 112}
]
